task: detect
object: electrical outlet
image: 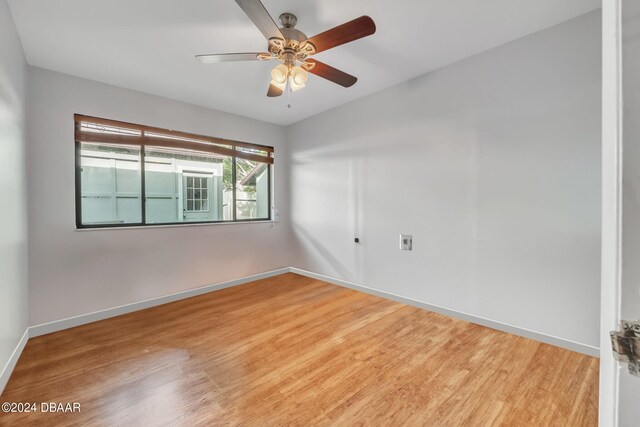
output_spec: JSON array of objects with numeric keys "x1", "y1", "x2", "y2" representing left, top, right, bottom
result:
[{"x1": 400, "y1": 234, "x2": 413, "y2": 251}]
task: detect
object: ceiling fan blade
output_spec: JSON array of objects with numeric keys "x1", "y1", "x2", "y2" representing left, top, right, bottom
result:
[
  {"x1": 305, "y1": 59, "x2": 357, "y2": 88},
  {"x1": 304, "y1": 16, "x2": 376, "y2": 54},
  {"x1": 267, "y1": 83, "x2": 284, "y2": 97},
  {"x1": 235, "y1": 0, "x2": 284, "y2": 41},
  {"x1": 196, "y1": 53, "x2": 270, "y2": 63}
]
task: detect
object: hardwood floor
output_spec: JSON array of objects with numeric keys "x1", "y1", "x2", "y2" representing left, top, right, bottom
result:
[{"x1": 1, "y1": 273, "x2": 598, "y2": 426}]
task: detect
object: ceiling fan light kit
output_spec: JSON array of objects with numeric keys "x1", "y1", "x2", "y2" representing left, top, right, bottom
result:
[
  {"x1": 270, "y1": 63, "x2": 309, "y2": 93},
  {"x1": 196, "y1": 0, "x2": 376, "y2": 97}
]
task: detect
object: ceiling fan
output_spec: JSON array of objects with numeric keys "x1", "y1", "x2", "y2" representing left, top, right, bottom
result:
[{"x1": 196, "y1": 0, "x2": 376, "y2": 97}]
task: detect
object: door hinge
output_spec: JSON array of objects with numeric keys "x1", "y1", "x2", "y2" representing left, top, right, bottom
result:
[{"x1": 611, "y1": 320, "x2": 640, "y2": 376}]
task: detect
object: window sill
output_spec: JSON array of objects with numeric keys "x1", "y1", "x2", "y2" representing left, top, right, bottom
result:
[{"x1": 75, "y1": 220, "x2": 277, "y2": 232}]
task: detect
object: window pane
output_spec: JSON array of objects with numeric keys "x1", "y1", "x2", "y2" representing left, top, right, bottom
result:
[
  {"x1": 144, "y1": 146, "x2": 229, "y2": 223},
  {"x1": 222, "y1": 158, "x2": 234, "y2": 220},
  {"x1": 79, "y1": 142, "x2": 141, "y2": 225},
  {"x1": 235, "y1": 158, "x2": 269, "y2": 220}
]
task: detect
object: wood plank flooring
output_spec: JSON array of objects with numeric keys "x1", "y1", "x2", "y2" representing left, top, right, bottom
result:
[{"x1": 0, "y1": 273, "x2": 598, "y2": 426}]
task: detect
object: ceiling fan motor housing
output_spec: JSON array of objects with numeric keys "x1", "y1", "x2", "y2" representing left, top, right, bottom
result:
[
  {"x1": 266, "y1": 13, "x2": 315, "y2": 67},
  {"x1": 278, "y1": 13, "x2": 308, "y2": 42}
]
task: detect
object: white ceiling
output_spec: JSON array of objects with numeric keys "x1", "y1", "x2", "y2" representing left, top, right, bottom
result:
[{"x1": 8, "y1": 0, "x2": 599, "y2": 125}]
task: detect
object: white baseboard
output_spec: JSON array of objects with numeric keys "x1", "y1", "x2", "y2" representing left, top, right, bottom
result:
[
  {"x1": 289, "y1": 267, "x2": 600, "y2": 358},
  {"x1": 0, "y1": 329, "x2": 29, "y2": 396},
  {"x1": 29, "y1": 268, "x2": 290, "y2": 338}
]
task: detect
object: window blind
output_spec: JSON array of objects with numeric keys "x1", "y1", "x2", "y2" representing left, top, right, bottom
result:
[{"x1": 74, "y1": 114, "x2": 274, "y2": 164}]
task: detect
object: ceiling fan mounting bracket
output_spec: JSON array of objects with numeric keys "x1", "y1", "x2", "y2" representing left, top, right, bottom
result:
[{"x1": 279, "y1": 12, "x2": 297, "y2": 29}]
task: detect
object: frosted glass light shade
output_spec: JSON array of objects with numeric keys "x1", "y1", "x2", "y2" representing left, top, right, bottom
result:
[{"x1": 271, "y1": 64, "x2": 288, "y2": 85}]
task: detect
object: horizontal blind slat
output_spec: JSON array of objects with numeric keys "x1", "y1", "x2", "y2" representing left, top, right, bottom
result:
[
  {"x1": 74, "y1": 114, "x2": 274, "y2": 164},
  {"x1": 74, "y1": 114, "x2": 274, "y2": 153}
]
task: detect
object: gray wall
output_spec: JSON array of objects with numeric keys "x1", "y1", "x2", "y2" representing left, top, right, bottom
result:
[
  {"x1": 27, "y1": 67, "x2": 292, "y2": 326},
  {"x1": 286, "y1": 11, "x2": 602, "y2": 349},
  {"x1": 0, "y1": 0, "x2": 28, "y2": 391},
  {"x1": 619, "y1": 1, "x2": 640, "y2": 424}
]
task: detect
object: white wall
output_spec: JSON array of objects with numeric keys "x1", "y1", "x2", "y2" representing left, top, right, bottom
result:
[
  {"x1": 0, "y1": 0, "x2": 28, "y2": 390},
  {"x1": 618, "y1": 1, "x2": 640, "y2": 424},
  {"x1": 27, "y1": 67, "x2": 291, "y2": 326},
  {"x1": 287, "y1": 11, "x2": 602, "y2": 349}
]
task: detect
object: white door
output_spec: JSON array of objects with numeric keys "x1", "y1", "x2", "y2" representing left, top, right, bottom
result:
[
  {"x1": 601, "y1": 1, "x2": 640, "y2": 425},
  {"x1": 183, "y1": 173, "x2": 213, "y2": 222}
]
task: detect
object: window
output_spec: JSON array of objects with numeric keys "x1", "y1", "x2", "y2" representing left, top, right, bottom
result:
[
  {"x1": 75, "y1": 115, "x2": 273, "y2": 228},
  {"x1": 235, "y1": 158, "x2": 269, "y2": 220},
  {"x1": 185, "y1": 176, "x2": 209, "y2": 213}
]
